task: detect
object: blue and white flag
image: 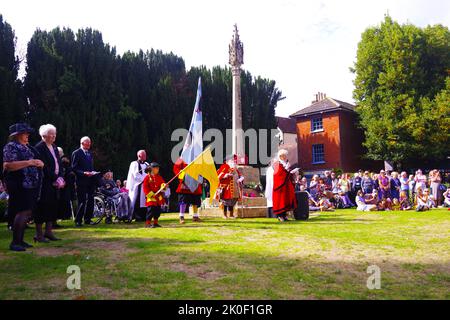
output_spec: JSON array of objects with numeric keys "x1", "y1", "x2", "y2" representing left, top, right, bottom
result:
[{"x1": 181, "y1": 77, "x2": 203, "y2": 192}]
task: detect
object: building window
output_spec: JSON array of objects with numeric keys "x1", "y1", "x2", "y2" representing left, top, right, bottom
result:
[
  {"x1": 312, "y1": 144, "x2": 325, "y2": 164},
  {"x1": 311, "y1": 117, "x2": 323, "y2": 132}
]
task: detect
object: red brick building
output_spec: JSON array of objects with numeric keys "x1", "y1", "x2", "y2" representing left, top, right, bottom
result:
[{"x1": 290, "y1": 93, "x2": 372, "y2": 175}]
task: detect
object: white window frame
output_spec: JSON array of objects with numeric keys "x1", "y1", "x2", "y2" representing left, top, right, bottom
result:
[
  {"x1": 311, "y1": 117, "x2": 324, "y2": 133},
  {"x1": 312, "y1": 144, "x2": 325, "y2": 164}
]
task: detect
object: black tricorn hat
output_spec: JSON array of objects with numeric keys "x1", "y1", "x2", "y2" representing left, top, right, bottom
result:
[
  {"x1": 9, "y1": 123, "x2": 34, "y2": 137},
  {"x1": 150, "y1": 162, "x2": 160, "y2": 168}
]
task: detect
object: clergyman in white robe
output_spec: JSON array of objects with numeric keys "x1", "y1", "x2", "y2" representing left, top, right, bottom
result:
[{"x1": 126, "y1": 160, "x2": 149, "y2": 216}]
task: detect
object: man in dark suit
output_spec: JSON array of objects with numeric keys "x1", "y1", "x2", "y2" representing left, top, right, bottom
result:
[{"x1": 71, "y1": 136, "x2": 97, "y2": 227}]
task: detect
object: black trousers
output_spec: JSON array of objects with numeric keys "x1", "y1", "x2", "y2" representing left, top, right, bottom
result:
[
  {"x1": 75, "y1": 183, "x2": 95, "y2": 224},
  {"x1": 146, "y1": 206, "x2": 161, "y2": 221},
  {"x1": 133, "y1": 186, "x2": 147, "y2": 221}
]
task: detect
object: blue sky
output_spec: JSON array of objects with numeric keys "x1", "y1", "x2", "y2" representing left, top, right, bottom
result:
[{"x1": 2, "y1": 0, "x2": 449, "y2": 116}]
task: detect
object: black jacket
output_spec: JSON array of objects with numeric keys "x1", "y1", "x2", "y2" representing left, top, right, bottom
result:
[
  {"x1": 71, "y1": 148, "x2": 94, "y2": 186},
  {"x1": 35, "y1": 141, "x2": 63, "y2": 203}
]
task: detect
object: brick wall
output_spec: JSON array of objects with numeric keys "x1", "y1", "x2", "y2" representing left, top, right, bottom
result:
[{"x1": 296, "y1": 112, "x2": 342, "y2": 171}]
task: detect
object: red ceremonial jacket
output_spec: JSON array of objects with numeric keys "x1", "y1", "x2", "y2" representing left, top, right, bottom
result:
[
  {"x1": 142, "y1": 173, "x2": 166, "y2": 207},
  {"x1": 173, "y1": 158, "x2": 202, "y2": 195},
  {"x1": 217, "y1": 163, "x2": 242, "y2": 200},
  {"x1": 272, "y1": 161, "x2": 296, "y2": 215}
]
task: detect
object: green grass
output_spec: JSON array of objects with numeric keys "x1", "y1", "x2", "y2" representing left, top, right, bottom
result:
[{"x1": 0, "y1": 209, "x2": 449, "y2": 300}]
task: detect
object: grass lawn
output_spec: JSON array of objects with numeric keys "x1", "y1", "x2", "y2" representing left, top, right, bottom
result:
[{"x1": 0, "y1": 209, "x2": 449, "y2": 300}]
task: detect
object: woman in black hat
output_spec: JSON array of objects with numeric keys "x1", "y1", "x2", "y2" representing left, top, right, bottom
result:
[{"x1": 3, "y1": 123, "x2": 44, "y2": 251}]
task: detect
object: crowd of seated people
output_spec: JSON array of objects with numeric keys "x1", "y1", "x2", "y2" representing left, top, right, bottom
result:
[{"x1": 294, "y1": 168, "x2": 449, "y2": 212}]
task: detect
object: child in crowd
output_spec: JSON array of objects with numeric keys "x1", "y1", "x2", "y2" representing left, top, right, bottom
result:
[
  {"x1": 378, "y1": 197, "x2": 392, "y2": 211},
  {"x1": 416, "y1": 188, "x2": 434, "y2": 212},
  {"x1": 319, "y1": 196, "x2": 335, "y2": 212},
  {"x1": 391, "y1": 198, "x2": 401, "y2": 211},
  {"x1": 399, "y1": 191, "x2": 412, "y2": 211},
  {"x1": 355, "y1": 190, "x2": 377, "y2": 212},
  {"x1": 365, "y1": 189, "x2": 379, "y2": 205},
  {"x1": 142, "y1": 163, "x2": 167, "y2": 228},
  {"x1": 443, "y1": 187, "x2": 450, "y2": 208}
]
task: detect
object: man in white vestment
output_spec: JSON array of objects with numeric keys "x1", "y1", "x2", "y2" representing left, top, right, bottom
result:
[{"x1": 126, "y1": 150, "x2": 149, "y2": 221}]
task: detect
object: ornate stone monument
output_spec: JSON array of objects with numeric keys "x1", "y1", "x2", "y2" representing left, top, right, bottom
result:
[
  {"x1": 200, "y1": 25, "x2": 267, "y2": 219},
  {"x1": 229, "y1": 24, "x2": 246, "y2": 165}
]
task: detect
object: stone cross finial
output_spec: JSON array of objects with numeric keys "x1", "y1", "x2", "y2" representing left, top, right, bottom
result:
[{"x1": 229, "y1": 24, "x2": 244, "y2": 67}]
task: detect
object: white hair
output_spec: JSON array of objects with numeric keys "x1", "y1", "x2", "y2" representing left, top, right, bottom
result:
[
  {"x1": 57, "y1": 147, "x2": 64, "y2": 157},
  {"x1": 39, "y1": 124, "x2": 57, "y2": 137},
  {"x1": 278, "y1": 149, "x2": 288, "y2": 157},
  {"x1": 80, "y1": 136, "x2": 91, "y2": 144}
]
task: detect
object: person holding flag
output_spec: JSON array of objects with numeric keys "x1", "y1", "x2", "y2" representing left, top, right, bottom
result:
[
  {"x1": 142, "y1": 162, "x2": 167, "y2": 228},
  {"x1": 174, "y1": 77, "x2": 204, "y2": 224},
  {"x1": 174, "y1": 158, "x2": 203, "y2": 224}
]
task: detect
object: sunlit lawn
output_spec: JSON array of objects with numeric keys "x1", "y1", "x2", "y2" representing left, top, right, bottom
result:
[{"x1": 0, "y1": 209, "x2": 449, "y2": 300}]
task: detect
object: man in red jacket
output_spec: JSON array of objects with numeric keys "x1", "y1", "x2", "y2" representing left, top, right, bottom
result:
[
  {"x1": 272, "y1": 149, "x2": 298, "y2": 222},
  {"x1": 173, "y1": 158, "x2": 202, "y2": 224},
  {"x1": 217, "y1": 156, "x2": 244, "y2": 219}
]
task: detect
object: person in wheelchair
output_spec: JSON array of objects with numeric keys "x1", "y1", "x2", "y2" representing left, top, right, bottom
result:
[{"x1": 99, "y1": 171, "x2": 131, "y2": 223}]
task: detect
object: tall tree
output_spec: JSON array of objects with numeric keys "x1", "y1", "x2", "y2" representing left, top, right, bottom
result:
[
  {"x1": 352, "y1": 16, "x2": 450, "y2": 167},
  {"x1": 0, "y1": 14, "x2": 25, "y2": 150},
  {"x1": 24, "y1": 26, "x2": 282, "y2": 179}
]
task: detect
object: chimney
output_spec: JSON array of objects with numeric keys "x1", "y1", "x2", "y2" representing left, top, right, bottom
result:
[{"x1": 312, "y1": 92, "x2": 327, "y2": 103}]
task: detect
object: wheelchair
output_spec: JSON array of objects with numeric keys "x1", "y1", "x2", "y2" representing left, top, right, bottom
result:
[{"x1": 92, "y1": 189, "x2": 132, "y2": 225}]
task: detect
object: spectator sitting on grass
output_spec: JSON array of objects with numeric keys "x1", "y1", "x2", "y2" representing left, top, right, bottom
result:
[
  {"x1": 355, "y1": 190, "x2": 377, "y2": 212},
  {"x1": 391, "y1": 198, "x2": 401, "y2": 211},
  {"x1": 443, "y1": 187, "x2": 450, "y2": 208},
  {"x1": 378, "y1": 196, "x2": 392, "y2": 211},
  {"x1": 399, "y1": 191, "x2": 412, "y2": 211},
  {"x1": 319, "y1": 195, "x2": 334, "y2": 212},
  {"x1": 299, "y1": 185, "x2": 320, "y2": 212},
  {"x1": 365, "y1": 189, "x2": 379, "y2": 205},
  {"x1": 416, "y1": 188, "x2": 434, "y2": 211}
]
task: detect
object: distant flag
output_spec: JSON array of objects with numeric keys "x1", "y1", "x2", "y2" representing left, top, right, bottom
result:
[{"x1": 180, "y1": 77, "x2": 203, "y2": 192}]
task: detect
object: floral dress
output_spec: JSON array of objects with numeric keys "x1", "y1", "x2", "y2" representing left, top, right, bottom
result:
[{"x1": 3, "y1": 141, "x2": 40, "y2": 189}]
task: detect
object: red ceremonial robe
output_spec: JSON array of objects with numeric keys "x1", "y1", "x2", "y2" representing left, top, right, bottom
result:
[
  {"x1": 217, "y1": 163, "x2": 242, "y2": 200},
  {"x1": 272, "y1": 161, "x2": 297, "y2": 215}
]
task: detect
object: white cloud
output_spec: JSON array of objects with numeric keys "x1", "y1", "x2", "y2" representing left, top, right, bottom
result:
[{"x1": 1, "y1": 0, "x2": 449, "y2": 117}]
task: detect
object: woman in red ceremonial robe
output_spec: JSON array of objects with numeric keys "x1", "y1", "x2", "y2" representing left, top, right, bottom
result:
[{"x1": 272, "y1": 149, "x2": 298, "y2": 222}]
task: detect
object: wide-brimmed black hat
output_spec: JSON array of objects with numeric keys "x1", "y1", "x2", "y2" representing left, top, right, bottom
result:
[{"x1": 9, "y1": 123, "x2": 34, "y2": 137}]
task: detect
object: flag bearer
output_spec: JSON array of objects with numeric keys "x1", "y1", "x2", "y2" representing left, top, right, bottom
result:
[
  {"x1": 142, "y1": 162, "x2": 167, "y2": 228},
  {"x1": 173, "y1": 157, "x2": 203, "y2": 224}
]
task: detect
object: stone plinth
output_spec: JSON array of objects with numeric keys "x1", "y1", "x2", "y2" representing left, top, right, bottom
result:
[{"x1": 200, "y1": 196, "x2": 267, "y2": 219}]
